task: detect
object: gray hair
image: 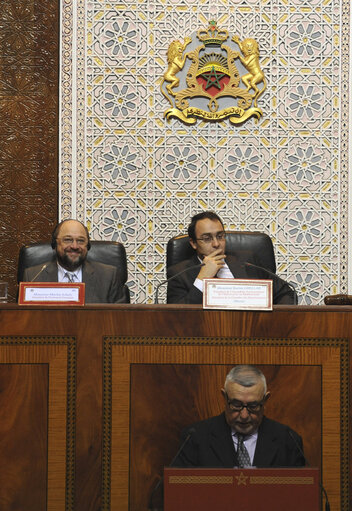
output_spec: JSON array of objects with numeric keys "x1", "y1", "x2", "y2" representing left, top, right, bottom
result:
[{"x1": 224, "y1": 365, "x2": 267, "y2": 394}]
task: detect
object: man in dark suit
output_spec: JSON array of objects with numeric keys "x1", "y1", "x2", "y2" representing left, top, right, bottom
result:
[
  {"x1": 167, "y1": 211, "x2": 296, "y2": 304},
  {"x1": 23, "y1": 219, "x2": 127, "y2": 303},
  {"x1": 174, "y1": 365, "x2": 305, "y2": 468}
]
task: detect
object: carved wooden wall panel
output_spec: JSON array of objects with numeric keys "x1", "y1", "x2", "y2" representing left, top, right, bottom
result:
[{"x1": 0, "y1": 1, "x2": 59, "y2": 301}]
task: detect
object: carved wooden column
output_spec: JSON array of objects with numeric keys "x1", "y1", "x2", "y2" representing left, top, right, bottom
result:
[{"x1": 0, "y1": 1, "x2": 59, "y2": 300}]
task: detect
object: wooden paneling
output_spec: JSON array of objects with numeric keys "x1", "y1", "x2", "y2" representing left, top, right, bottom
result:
[
  {"x1": 0, "y1": 304, "x2": 350, "y2": 511},
  {"x1": 107, "y1": 341, "x2": 341, "y2": 511},
  {"x1": 0, "y1": 335, "x2": 75, "y2": 511},
  {"x1": 0, "y1": 0, "x2": 59, "y2": 301},
  {"x1": 0, "y1": 364, "x2": 48, "y2": 510}
]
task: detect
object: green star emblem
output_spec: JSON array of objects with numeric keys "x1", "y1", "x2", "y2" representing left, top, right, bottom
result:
[{"x1": 201, "y1": 66, "x2": 225, "y2": 90}]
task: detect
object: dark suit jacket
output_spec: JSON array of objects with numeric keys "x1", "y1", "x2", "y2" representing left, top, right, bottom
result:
[
  {"x1": 23, "y1": 260, "x2": 127, "y2": 303},
  {"x1": 174, "y1": 413, "x2": 305, "y2": 468},
  {"x1": 167, "y1": 254, "x2": 296, "y2": 304}
]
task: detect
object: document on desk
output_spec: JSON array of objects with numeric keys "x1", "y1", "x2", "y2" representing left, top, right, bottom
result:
[{"x1": 203, "y1": 278, "x2": 272, "y2": 311}]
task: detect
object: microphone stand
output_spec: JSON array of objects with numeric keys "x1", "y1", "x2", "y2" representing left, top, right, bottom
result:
[
  {"x1": 29, "y1": 263, "x2": 48, "y2": 282},
  {"x1": 154, "y1": 263, "x2": 204, "y2": 304},
  {"x1": 244, "y1": 261, "x2": 298, "y2": 304},
  {"x1": 288, "y1": 430, "x2": 330, "y2": 511},
  {"x1": 148, "y1": 428, "x2": 196, "y2": 511}
]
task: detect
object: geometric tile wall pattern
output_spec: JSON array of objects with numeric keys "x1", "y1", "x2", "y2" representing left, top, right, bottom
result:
[{"x1": 61, "y1": 0, "x2": 350, "y2": 304}]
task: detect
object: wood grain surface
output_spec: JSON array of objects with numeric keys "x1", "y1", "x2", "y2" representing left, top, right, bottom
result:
[{"x1": 0, "y1": 304, "x2": 350, "y2": 510}]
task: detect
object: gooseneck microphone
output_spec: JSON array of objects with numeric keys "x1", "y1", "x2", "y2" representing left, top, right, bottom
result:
[
  {"x1": 148, "y1": 427, "x2": 196, "y2": 511},
  {"x1": 244, "y1": 261, "x2": 297, "y2": 304},
  {"x1": 244, "y1": 261, "x2": 292, "y2": 283},
  {"x1": 154, "y1": 263, "x2": 205, "y2": 304},
  {"x1": 288, "y1": 430, "x2": 330, "y2": 511},
  {"x1": 29, "y1": 263, "x2": 48, "y2": 282}
]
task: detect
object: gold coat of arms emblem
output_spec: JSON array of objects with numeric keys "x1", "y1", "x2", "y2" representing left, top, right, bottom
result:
[{"x1": 160, "y1": 21, "x2": 267, "y2": 125}]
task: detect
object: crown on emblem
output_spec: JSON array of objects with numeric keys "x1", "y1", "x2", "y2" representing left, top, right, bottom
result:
[{"x1": 197, "y1": 20, "x2": 228, "y2": 46}]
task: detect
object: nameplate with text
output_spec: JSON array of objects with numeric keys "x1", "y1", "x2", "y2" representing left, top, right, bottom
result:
[
  {"x1": 203, "y1": 278, "x2": 272, "y2": 310},
  {"x1": 18, "y1": 282, "x2": 85, "y2": 306}
]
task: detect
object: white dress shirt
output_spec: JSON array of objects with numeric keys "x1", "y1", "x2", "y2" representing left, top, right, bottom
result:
[
  {"x1": 194, "y1": 258, "x2": 234, "y2": 292},
  {"x1": 57, "y1": 263, "x2": 82, "y2": 283}
]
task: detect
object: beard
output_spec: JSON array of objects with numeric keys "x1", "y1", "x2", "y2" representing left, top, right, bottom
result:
[{"x1": 56, "y1": 249, "x2": 86, "y2": 271}]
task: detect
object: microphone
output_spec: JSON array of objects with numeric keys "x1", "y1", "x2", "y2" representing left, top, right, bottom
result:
[
  {"x1": 168, "y1": 427, "x2": 196, "y2": 467},
  {"x1": 288, "y1": 430, "x2": 330, "y2": 511},
  {"x1": 244, "y1": 261, "x2": 297, "y2": 304},
  {"x1": 154, "y1": 264, "x2": 205, "y2": 304},
  {"x1": 148, "y1": 427, "x2": 196, "y2": 510},
  {"x1": 244, "y1": 261, "x2": 289, "y2": 281},
  {"x1": 29, "y1": 263, "x2": 48, "y2": 282}
]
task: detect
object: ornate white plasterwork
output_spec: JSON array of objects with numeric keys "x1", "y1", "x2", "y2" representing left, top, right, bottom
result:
[{"x1": 60, "y1": 0, "x2": 350, "y2": 305}]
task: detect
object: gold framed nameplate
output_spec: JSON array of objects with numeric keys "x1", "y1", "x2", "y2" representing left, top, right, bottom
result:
[{"x1": 203, "y1": 278, "x2": 273, "y2": 311}]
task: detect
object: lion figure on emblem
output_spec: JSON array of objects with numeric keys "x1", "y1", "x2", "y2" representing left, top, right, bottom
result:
[
  {"x1": 161, "y1": 38, "x2": 192, "y2": 103},
  {"x1": 232, "y1": 35, "x2": 267, "y2": 107}
]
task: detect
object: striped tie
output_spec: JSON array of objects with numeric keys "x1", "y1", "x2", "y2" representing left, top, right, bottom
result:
[{"x1": 65, "y1": 272, "x2": 75, "y2": 283}]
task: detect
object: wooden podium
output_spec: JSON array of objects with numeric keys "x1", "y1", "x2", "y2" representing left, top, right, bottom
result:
[{"x1": 164, "y1": 467, "x2": 320, "y2": 511}]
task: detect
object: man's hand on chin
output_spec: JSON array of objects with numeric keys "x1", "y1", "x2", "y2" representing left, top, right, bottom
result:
[{"x1": 198, "y1": 249, "x2": 226, "y2": 279}]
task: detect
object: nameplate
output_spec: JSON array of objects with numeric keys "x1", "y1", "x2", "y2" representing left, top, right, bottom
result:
[
  {"x1": 18, "y1": 282, "x2": 85, "y2": 306},
  {"x1": 203, "y1": 278, "x2": 272, "y2": 310}
]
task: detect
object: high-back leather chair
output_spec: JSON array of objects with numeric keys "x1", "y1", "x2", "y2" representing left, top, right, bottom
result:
[
  {"x1": 17, "y1": 240, "x2": 130, "y2": 303},
  {"x1": 167, "y1": 231, "x2": 276, "y2": 273}
]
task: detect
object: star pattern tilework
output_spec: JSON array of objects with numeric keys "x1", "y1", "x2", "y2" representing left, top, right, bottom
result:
[{"x1": 60, "y1": 0, "x2": 349, "y2": 304}]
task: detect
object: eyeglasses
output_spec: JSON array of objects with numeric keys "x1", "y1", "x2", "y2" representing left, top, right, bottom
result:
[
  {"x1": 57, "y1": 237, "x2": 88, "y2": 246},
  {"x1": 196, "y1": 232, "x2": 226, "y2": 243},
  {"x1": 225, "y1": 393, "x2": 266, "y2": 414}
]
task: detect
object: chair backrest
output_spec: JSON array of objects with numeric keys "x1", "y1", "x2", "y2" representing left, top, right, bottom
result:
[
  {"x1": 166, "y1": 231, "x2": 276, "y2": 273},
  {"x1": 17, "y1": 240, "x2": 130, "y2": 302}
]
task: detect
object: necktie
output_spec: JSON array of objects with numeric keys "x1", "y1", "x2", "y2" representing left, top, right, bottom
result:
[
  {"x1": 237, "y1": 434, "x2": 251, "y2": 468},
  {"x1": 65, "y1": 272, "x2": 75, "y2": 283}
]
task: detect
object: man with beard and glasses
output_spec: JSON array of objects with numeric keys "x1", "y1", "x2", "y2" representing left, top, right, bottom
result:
[
  {"x1": 173, "y1": 365, "x2": 305, "y2": 468},
  {"x1": 23, "y1": 219, "x2": 127, "y2": 303}
]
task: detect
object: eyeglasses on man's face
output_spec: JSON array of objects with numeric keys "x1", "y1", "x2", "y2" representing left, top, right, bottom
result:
[
  {"x1": 196, "y1": 232, "x2": 226, "y2": 244},
  {"x1": 225, "y1": 393, "x2": 266, "y2": 414},
  {"x1": 57, "y1": 237, "x2": 88, "y2": 246}
]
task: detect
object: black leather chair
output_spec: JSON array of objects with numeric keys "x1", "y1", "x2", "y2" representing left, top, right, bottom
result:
[
  {"x1": 166, "y1": 231, "x2": 276, "y2": 273},
  {"x1": 17, "y1": 240, "x2": 130, "y2": 303}
]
